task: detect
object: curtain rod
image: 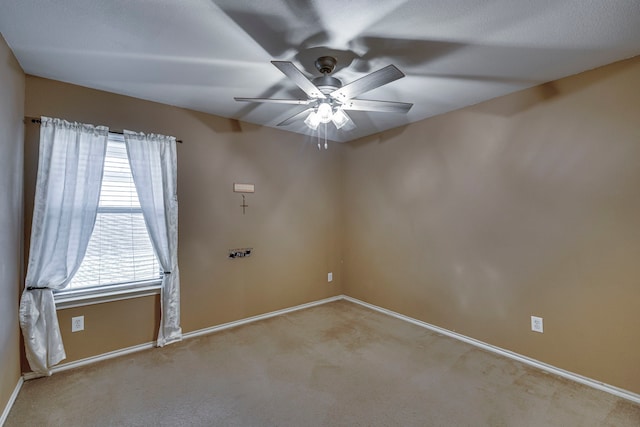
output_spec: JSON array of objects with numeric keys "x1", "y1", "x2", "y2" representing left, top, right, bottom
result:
[{"x1": 26, "y1": 117, "x2": 183, "y2": 144}]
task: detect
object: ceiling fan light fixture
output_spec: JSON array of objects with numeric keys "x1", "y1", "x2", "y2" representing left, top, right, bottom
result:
[
  {"x1": 317, "y1": 102, "x2": 333, "y2": 123},
  {"x1": 331, "y1": 108, "x2": 349, "y2": 129},
  {"x1": 237, "y1": 56, "x2": 411, "y2": 134},
  {"x1": 304, "y1": 111, "x2": 320, "y2": 130}
]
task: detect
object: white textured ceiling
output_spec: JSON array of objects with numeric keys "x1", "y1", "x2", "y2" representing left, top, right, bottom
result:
[{"x1": 1, "y1": 0, "x2": 640, "y2": 142}]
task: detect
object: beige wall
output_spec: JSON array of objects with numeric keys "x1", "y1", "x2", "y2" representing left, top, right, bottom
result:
[
  {"x1": 0, "y1": 34, "x2": 24, "y2": 415},
  {"x1": 24, "y1": 76, "x2": 344, "y2": 365},
  {"x1": 19, "y1": 55, "x2": 640, "y2": 395},
  {"x1": 343, "y1": 56, "x2": 640, "y2": 393}
]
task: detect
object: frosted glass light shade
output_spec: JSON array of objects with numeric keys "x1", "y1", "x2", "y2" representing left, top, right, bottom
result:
[
  {"x1": 317, "y1": 103, "x2": 333, "y2": 123},
  {"x1": 331, "y1": 108, "x2": 349, "y2": 129},
  {"x1": 304, "y1": 111, "x2": 320, "y2": 130}
]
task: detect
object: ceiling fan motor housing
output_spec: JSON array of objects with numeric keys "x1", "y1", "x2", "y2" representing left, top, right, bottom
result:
[{"x1": 312, "y1": 75, "x2": 342, "y2": 95}]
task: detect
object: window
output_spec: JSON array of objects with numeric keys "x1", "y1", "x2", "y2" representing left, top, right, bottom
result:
[{"x1": 57, "y1": 134, "x2": 162, "y2": 299}]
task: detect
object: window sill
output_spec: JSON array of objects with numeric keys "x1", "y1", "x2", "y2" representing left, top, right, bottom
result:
[{"x1": 54, "y1": 281, "x2": 162, "y2": 310}]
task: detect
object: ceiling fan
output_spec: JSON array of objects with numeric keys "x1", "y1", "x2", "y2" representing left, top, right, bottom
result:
[{"x1": 234, "y1": 56, "x2": 413, "y2": 133}]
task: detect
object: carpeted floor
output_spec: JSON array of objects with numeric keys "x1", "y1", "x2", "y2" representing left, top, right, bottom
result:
[{"x1": 6, "y1": 300, "x2": 640, "y2": 426}]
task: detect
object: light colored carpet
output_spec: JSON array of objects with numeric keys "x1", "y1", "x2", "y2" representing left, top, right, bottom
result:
[{"x1": 6, "y1": 300, "x2": 640, "y2": 426}]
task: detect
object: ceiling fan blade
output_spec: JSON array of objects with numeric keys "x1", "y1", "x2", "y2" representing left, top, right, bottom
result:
[
  {"x1": 331, "y1": 65, "x2": 405, "y2": 101},
  {"x1": 234, "y1": 97, "x2": 311, "y2": 105},
  {"x1": 340, "y1": 99, "x2": 413, "y2": 113},
  {"x1": 277, "y1": 108, "x2": 313, "y2": 127},
  {"x1": 271, "y1": 61, "x2": 326, "y2": 99}
]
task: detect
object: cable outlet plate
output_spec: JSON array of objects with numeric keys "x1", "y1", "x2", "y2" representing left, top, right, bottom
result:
[
  {"x1": 72, "y1": 316, "x2": 84, "y2": 332},
  {"x1": 531, "y1": 316, "x2": 543, "y2": 333}
]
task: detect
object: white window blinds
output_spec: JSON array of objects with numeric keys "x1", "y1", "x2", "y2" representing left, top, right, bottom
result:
[{"x1": 67, "y1": 135, "x2": 161, "y2": 290}]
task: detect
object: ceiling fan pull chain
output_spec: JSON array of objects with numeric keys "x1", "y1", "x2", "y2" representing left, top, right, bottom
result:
[{"x1": 324, "y1": 123, "x2": 328, "y2": 150}]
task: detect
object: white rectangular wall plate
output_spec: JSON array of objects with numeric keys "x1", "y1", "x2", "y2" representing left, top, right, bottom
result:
[
  {"x1": 531, "y1": 316, "x2": 543, "y2": 333},
  {"x1": 328, "y1": 272, "x2": 333, "y2": 282},
  {"x1": 233, "y1": 183, "x2": 255, "y2": 193},
  {"x1": 72, "y1": 316, "x2": 84, "y2": 332}
]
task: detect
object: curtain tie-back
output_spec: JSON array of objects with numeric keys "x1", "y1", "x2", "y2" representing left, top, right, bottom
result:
[
  {"x1": 163, "y1": 271, "x2": 172, "y2": 275},
  {"x1": 26, "y1": 286, "x2": 52, "y2": 291}
]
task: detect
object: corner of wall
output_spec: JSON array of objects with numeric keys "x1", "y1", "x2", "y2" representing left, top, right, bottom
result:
[{"x1": 0, "y1": 33, "x2": 26, "y2": 421}]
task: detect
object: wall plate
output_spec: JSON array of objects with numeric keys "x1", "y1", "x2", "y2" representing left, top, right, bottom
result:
[
  {"x1": 531, "y1": 316, "x2": 543, "y2": 333},
  {"x1": 72, "y1": 316, "x2": 84, "y2": 332},
  {"x1": 233, "y1": 183, "x2": 255, "y2": 193}
]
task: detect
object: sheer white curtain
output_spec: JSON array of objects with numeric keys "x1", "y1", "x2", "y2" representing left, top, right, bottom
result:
[
  {"x1": 124, "y1": 130, "x2": 182, "y2": 346},
  {"x1": 19, "y1": 117, "x2": 108, "y2": 375}
]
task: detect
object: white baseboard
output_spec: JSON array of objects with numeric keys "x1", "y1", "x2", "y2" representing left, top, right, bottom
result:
[
  {"x1": 342, "y1": 295, "x2": 640, "y2": 404},
  {"x1": 183, "y1": 295, "x2": 343, "y2": 339},
  {"x1": 0, "y1": 376, "x2": 23, "y2": 427},
  {"x1": 19, "y1": 293, "x2": 638, "y2": 405},
  {"x1": 23, "y1": 341, "x2": 156, "y2": 380},
  {"x1": 22, "y1": 295, "x2": 343, "y2": 380}
]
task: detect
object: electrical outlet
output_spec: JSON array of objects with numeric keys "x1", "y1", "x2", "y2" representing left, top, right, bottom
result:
[
  {"x1": 531, "y1": 316, "x2": 543, "y2": 333},
  {"x1": 328, "y1": 272, "x2": 333, "y2": 282},
  {"x1": 72, "y1": 316, "x2": 84, "y2": 332}
]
